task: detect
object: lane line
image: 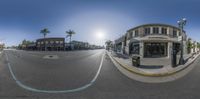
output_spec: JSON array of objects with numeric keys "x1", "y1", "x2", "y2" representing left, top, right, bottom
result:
[{"x1": 5, "y1": 50, "x2": 105, "y2": 93}]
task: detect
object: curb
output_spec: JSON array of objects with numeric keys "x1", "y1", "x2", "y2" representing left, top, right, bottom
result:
[{"x1": 107, "y1": 51, "x2": 200, "y2": 77}]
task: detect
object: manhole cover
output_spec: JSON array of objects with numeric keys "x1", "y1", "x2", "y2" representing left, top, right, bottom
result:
[{"x1": 43, "y1": 55, "x2": 59, "y2": 59}]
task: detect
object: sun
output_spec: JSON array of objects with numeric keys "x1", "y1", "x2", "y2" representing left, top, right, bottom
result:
[{"x1": 95, "y1": 30, "x2": 105, "y2": 39}]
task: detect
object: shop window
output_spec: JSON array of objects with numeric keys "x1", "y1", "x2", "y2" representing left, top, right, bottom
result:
[
  {"x1": 130, "y1": 43, "x2": 139, "y2": 54},
  {"x1": 144, "y1": 42, "x2": 168, "y2": 57}
]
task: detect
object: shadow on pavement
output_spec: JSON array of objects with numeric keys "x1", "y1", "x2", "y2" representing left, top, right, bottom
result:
[
  {"x1": 137, "y1": 65, "x2": 164, "y2": 69},
  {"x1": 111, "y1": 52, "x2": 129, "y2": 59}
]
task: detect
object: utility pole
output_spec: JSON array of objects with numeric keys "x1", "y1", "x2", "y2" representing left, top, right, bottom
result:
[{"x1": 177, "y1": 18, "x2": 187, "y2": 65}]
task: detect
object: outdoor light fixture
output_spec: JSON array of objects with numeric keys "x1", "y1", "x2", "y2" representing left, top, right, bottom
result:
[{"x1": 177, "y1": 18, "x2": 187, "y2": 65}]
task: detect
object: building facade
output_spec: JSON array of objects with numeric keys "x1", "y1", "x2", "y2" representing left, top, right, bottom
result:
[
  {"x1": 71, "y1": 41, "x2": 90, "y2": 50},
  {"x1": 26, "y1": 43, "x2": 37, "y2": 50},
  {"x1": 115, "y1": 36, "x2": 125, "y2": 54},
  {"x1": 36, "y1": 38, "x2": 65, "y2": 51},
  {"x1": 115, "y1": 23, "x2": 188, "y2": 59},
  {"x1": 192, "y1": 40, "x2": 198, "y2": 54},
  {"x1": 0, "y1": 43, "x2": 5, "y2": 51}
]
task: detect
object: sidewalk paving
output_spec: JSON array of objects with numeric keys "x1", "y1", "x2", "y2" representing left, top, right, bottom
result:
[{"x1": 108, "y1": 51, "x2": 200, "y2": 76}]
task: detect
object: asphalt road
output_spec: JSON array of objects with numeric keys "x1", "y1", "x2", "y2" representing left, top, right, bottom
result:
[{"x1": 0, "y1": 49, "x2": 200, "y2": 99}]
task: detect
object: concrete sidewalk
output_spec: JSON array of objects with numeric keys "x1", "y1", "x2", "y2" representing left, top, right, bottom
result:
[{"x1": 107, "y1": 51, "x2": 200, "y2": 77}]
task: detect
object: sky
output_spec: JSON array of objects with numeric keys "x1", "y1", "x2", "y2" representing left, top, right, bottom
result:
[{"x1": 0, "y1": 0, "x2": 200, "y2": 46}]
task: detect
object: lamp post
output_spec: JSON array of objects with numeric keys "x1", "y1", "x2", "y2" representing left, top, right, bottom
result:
[{"x1": 177, "y1": 18, "x2": 187, "y2": 65}]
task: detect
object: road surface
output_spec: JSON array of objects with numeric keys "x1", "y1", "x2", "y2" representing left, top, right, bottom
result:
[{"x1": 0, "y1": 49, "x2": 200, "y2": 99}]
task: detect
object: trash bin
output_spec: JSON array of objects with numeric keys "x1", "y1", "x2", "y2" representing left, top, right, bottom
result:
[{"x1": 132, "y1": 56, "x2": 140, "y2": 67}]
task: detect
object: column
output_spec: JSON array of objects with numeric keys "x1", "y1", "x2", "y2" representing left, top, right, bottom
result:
[
  {"x1": 140, "y1": 41, "x2": 144, "y2": 58},
  {"x1": 150, "y1": 27, "x2": 153, "y2": 34},
  {"x1": 168, "y1": 42, "x2": 172, "y2": 58},
  {"x1": 159, "y1": 27, "x2": 162, "y2": 34},
  {"x1": 125, "y1": 40, "x2": 129, "y2": 55},
  {"x1": 167, "y1": 27, "x2": 170, "y2": 35},
  {"x1": 121, "y1": 42, "x2": 124, "y2": 54},
  {"x1": 183, "y1": 41, "x2": 187, "y2": 55}
]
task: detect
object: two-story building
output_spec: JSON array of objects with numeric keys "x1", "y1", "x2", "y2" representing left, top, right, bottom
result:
[
  {"x1": 36, "y1": 38, "x2": 65, "y2": 51},
  {"x1": 115, "y1": 23, "x2": 188, "y2": 65},
  {"x1": 0, "y1": 43, "x2": 5, "y2": 51}
]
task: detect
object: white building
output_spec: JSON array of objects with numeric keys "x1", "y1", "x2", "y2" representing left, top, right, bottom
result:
[
  {"x1": 115, "y1": 36, "x2": 125, "y2": 54},
  {"x1": 114, "y1": 23, "x2": 188, "y2": 65},
  {"x1": 192, "y1": 41, "x2": 198, "y2": 53},
  {"x1": 0, "y1": 43, "x2": 5, "y2": 51}
]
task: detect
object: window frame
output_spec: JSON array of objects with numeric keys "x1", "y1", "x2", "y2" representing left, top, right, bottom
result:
[{"x1": 153, "y1": 27, "x2": 159, "y2": 34}]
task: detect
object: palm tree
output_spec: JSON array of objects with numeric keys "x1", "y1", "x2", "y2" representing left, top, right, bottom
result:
[
  {"x1": 40, "y1": 28, "x2": 50, "y2": 51},
  {"x1": 66, "y1": 30, "x2": 75, "y2": 50},
  {"x1": 40, "y1": 28, "x2": 50, "y2": 38}
]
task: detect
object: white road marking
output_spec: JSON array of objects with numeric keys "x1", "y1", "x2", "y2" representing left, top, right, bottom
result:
[{"x1": 5, "y1": 50, "x2": 105, "y2": 93}]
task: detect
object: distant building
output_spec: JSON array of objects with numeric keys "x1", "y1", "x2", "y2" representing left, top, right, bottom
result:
[
  {"x1": 71, "y1": 40, "x2": 90, "y2": 50},
  {"x1": 36, "y1": 38, "x2": 65, "y2": 51},
  {"x1": 0, "y1": 43, "x2": 5, "y2": 51},
  {"x1": 65, "y1": 43, "x2": 71, "y2": 50},
  {"x1": 26, "y1": 43, "x2": 37, "y2": 50},
  {"x1": 192, "y1": 40, "x2": 198, "y2": 54},
  {"x1": 105, "y1": 40, "x2": 114, "y2": 51},
  {"x1": 114, "y1": 36, "x2": 125, "y2": 54},
  {"x1": 20, "y1": 37, "x2": 103, "y2": 51}
]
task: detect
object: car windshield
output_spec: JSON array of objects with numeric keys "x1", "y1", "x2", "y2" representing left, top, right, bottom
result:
[{"x1": 0, "y1": 0, "x2": 200, "y2": 99}]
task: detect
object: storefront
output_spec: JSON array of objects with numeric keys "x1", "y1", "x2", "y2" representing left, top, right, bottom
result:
[
  {"x1": 115, "y1": 23, "x2": 188, "y2": 66},
  {"x1": 114, "y1": 36, "x2": 125, "y2": 54},
  {"x1": 129, "y1": 42, "x2": 140, "y2": 55},
  {"x1": 116, "y1": 24, "x2": 188, "y2": 57},
  {"x1": 144, "y1": 42, "x2": 168, "y2": 57}
]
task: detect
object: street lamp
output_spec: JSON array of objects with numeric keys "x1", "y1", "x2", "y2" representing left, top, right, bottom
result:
[{"x1": 177, "y1": 18, "x2": 187, "y2": 65}]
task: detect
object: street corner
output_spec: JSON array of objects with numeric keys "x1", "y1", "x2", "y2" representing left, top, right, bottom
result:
[{"x1": 106, "y1": 50, "x2": 200, "y2": 83}]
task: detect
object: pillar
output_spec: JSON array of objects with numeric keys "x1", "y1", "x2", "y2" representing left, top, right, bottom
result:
[
  {"x1": 140, "y1": 41, "x2": 144, "y2": 58},
  {"x1": 150, "y1": 27, "x2": 153, "y2": 34},
  {"x1": 159, "y1": 27, "x2": 162, "y2": 34},
  {"x1": 168, "y1": 42, "x2": 173, "y2": 58}
]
